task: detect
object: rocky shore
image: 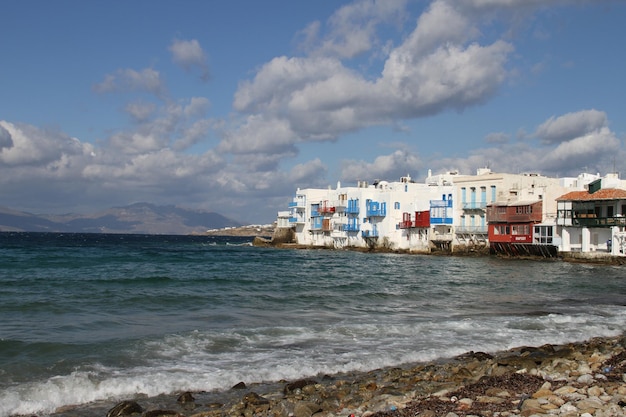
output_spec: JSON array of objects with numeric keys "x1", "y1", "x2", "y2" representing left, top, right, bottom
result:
[{"x1": 54, "y1": 334, "x2": 626, "y2": 417}]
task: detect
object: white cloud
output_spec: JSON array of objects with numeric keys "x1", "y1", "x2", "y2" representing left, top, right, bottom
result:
[
  {"x1": 424, "y1": 112, "x2": 622, "y2": 178},
  {"x1": 313, "y1": 0, "x2": 408, "y2": 58},
  {"x1": 534, "y1": 109, "x2": 608, "y2": 144},
  {"x1": 125, "y1": 101, "x2": 157, "y2": 123},
  {"x1": 0, "y1": 121, "x2": 93, "y2": 167},
  {"x1": 218, "y1": 115, "x2": 300, "y2": 155},
  {"x1": 340, "y1": 149, "x2": 422, "y2": 182},
  {"x1": 485, "y1": 132, "x2": 510, "y2": 144},
  {"x1": 93, "y1": 68, "x2": 166, "y2": 98},
  {"x1": 227, "y1": 0, "x2": 513, "y2": 159},
  {"x1": 538, "y1": 127, "x2": 621, "y2": 173},
  {"x1": 169, "y1": 38, "x2": 210, "y2": 81}
]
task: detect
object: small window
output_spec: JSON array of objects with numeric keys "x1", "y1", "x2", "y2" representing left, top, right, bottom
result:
[{"x1": 394, "y1": 202, "x2": 400, "y2": 210}]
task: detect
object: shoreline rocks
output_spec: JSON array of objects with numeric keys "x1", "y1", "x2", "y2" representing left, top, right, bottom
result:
[{"x1": 55, "y1": 334, "x2": 626, "y2": 417}]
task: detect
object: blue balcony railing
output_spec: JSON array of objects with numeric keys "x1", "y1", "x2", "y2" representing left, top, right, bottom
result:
[{"x1": 366, "y1": 200, "x2": 386, "y2": 217}]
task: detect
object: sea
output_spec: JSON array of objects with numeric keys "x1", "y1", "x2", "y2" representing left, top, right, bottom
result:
[{"x1": 1, "y1": 232, "x2": 625, "y2": 417}]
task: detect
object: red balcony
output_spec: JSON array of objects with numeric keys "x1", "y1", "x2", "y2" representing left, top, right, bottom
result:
[
  {"x1": 318, "y1": 201, "x2": 336, "y2": 215},
  {"x1": 398, "y1": 211, "x2": 430, "y2": 229}
]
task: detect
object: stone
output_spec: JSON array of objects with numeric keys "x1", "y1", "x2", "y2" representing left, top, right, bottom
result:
[
  {"x1": 177, "y1": 391, "x2": 195, "y2": 403},
  {"x1": 285, "y1": 379, "x2": 317, "y2": 394},
  {"x1": 554, "y1": 385, "x2": 578, "y2": 395},
  {"x1": 576, "y1": 397, "x2": 605, "y2": 412},
  {"x1": 587, "y1": 385, "x2": 604, "y2": 397},
  {"x1": 106, "y1": 400, "x2": 143, "y2": 417},
  {"x1": 532, "y1": 388, "x2": 553, "y2": 398},
  {"x1": 243, "y1": 392, "x2": 269, "y2": 405},
  {"x1": 293, "y1": 401, "x2": 322, "y2": 417},
  {"x1": 142, "y1": 410, "x2": 183, "y2": 417},
  {"x1": 519, "y1": 398, "x2": 544, "y2": 417}
]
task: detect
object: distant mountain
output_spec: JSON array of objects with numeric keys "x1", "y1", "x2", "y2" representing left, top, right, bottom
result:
[{"x1": 0, "y1": 203, "x2": 242, "y2": 235}]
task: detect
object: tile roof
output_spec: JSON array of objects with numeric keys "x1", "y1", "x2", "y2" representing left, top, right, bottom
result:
[{"x1": 556, "y1": 188, "x2": 626, "y2": 201}]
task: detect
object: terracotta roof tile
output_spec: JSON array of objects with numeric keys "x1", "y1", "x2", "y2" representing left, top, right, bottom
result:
[{"x1": 556, "y1": 188, "x2": 626, "y2": 201}]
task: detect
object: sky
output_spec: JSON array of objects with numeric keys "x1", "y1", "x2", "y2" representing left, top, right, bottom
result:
[{"x1": 1, "y1": 0, "x2": 625, "y2": 224}]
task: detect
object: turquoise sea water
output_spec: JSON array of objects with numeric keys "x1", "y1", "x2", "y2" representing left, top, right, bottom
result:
[{"x1": 1, "y1": 232, "x2": 625, "y2": 416}]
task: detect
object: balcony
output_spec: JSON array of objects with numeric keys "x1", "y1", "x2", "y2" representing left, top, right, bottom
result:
[
  {"x1": 572, "y1": 215, "x2": 626, "y2": 228},
  {"x1": 398, "y1": 220, "x2": 414, "y2": 229},
  {"x1": 366, "y1": 200, "x2": 386, "y2": 217},
  {"x1": 346, "y1": 200, "x2": 360, "y2": 214},
  {"x1": 462, "y1": 201, "x2": 487, "y2": 211},
  {"x1": 361, "y1": 230, "x2": 379, "y2": 238},
  {"x1": 318, "y1": 205, "x2": 336, "y2": 215},
  {"x1": 343, "y1": 223, "x2": 360, "y2": 232},
  {"x1": 455, "y1": 226, "x2": 488, "y2": 234}
]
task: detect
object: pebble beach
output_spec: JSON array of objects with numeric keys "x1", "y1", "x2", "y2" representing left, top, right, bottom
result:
[{"x1": 57, "y1": 334, "x2": 626, "y2": 417}]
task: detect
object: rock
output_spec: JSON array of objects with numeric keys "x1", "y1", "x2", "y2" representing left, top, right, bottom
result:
[
  {"x1": 142, "y1": 410, "x2": 183, "y2": 417},
  {"x1": 107, "y1": 400, "x2": 143, "y2": 417},
  {"x1": 231, "y1": 381, "x2": 247, "y2": 390},
  {"x1": 284, "y1": 379, "x2": 318, "y2": 394},
  {"x1": 177, "y1": 391, "x2": 195, "y2": 403},
  {"x1": 577, "y1": 373, "x2": 595, "y2": 384},
  {"x1": 576, "y1": 397, "x2": 605, "y2": 412},
  {"x1": 242, "y1": 392, "x2": 270, "y2": 406},
  {"x1": 293, "y1": 401, "x2": 322, "y2": 417},
  {"x1": 519, "y1": 398, "x2": 544, "y2": 417}
]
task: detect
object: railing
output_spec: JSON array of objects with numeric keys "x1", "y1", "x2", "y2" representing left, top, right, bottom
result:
[
  {"x1": 430, "y1": 199, "x2": 453, "y2": 208},
  {"x1": 346, "y1": 199, "x2": 359, "y2": 214},
  {"x1": 362, "y1": 230, "x2": 379, "y2": 238},
  {"x1": 462, "y1": 202, "x2": 488, "y2": 210},
  {"x1": 455, "y1": 226, "x2": 488, "y2": 234},
  {"x1": 288, "y1": 201, "x2": 305, "y2": 209},
  {"x1": 343, "y1": 223, "x2": 360, "y2": 232},
  {"x1": 366, "y1": 201, "x2": 386, "y2": 217},
  {"x1": 572, "y1": 216, "x2": 626, "y2": 227},
  {"x1": 487, "y1": 213, "x2": 541, "y2": 223},
  {"x1": 318, "y1": 206, "x2": 336, "y2": 215},
  {"x1": 398, "y1": 221, "x2": 414, "y2": 229}
]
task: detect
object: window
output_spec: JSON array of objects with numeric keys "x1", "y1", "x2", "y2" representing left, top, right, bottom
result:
[
  {"x1": 534, "y1": 226, "x2": 554, "y2": 245},
  {"x1": 394, "y1": 202, "x2": 400, "y2": 210}
]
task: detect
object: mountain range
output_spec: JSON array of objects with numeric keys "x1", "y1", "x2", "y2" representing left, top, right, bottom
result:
[{"x1": 0, "y1": 203, "x2": 243, "y2": 235}]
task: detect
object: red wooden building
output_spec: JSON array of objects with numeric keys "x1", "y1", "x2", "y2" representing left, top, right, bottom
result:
[{"x1": 486, "y1": 200, "x2": 543, "y2": 248}]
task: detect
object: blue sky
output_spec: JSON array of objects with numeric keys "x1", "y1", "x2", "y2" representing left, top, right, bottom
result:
[{"x1": 1, "y1": 0, "x2": 625, "y2": 224}]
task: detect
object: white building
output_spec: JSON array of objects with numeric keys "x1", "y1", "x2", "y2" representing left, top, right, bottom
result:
[
  {"x1": 285, "y1": 175, "x2": 453, "y2": 252},
  {"x1": 556, "y1": 173, "x2": 626, "y2": 257},
  {"x1": 278, "y1": 169, "x2": 625, "y2": 258},
  {"x1": 434, "y1": 168, "x2": 567, "y2": 251}
]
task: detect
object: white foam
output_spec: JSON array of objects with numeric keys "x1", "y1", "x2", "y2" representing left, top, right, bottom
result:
[{"x1": 2, "y1": 306, "x2": 626, "y2": 417}]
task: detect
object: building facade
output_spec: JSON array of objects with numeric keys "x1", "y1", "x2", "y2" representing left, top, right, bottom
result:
[
  {"x1": 278, "y1": 170, "x2": 626, "y2": 258},
  {"x1": 556, "y1": 174, "x2": 626, "y2": 257}
]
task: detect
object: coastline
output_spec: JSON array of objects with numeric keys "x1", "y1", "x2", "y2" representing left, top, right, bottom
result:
[{"x1": 56, "y1": 334, "x2": 626, "y2": 417}]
